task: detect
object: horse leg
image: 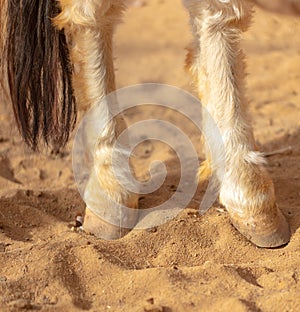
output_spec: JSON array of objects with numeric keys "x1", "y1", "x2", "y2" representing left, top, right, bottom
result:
[
  {"x1": 184, "y1": 0, "x2": 290, "y2": 247},
  {"x1": 55, "y1": 0, "x2": 138, "y2": 239}
]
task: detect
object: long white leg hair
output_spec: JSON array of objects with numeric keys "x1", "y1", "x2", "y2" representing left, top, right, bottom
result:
[
  {"x1": 184, "y1": 0, "x2": 290, "y2": 247},
  {"x1": 55, "y1": 0, "x2": 138, "y2": 239}
]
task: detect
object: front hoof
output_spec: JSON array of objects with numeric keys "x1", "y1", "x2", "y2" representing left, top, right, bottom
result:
[
  {"x1": 229, "y1": 206, "x2": 290, "y2": 248},
  {"x1": 82, "y1": 208, "x2": 131, "y2": 240},
  {"x1": 82, "y1": 169, "x2": 139, "y2": 240}
]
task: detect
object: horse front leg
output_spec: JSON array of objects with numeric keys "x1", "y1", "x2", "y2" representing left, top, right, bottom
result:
[
  {"x1": 55, "y1": 0, "x2": 138, "y2": 239},
  {"x1": 184, "y1": 0, "x2": 290, "y2": 247}
]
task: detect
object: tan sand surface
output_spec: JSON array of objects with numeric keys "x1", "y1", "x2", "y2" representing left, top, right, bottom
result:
[{"x1": 0, "y1": 1, "x2": 300, "y2": 311}]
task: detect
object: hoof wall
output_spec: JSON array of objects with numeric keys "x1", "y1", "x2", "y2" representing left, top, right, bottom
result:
[
  {"x1": 82, "y1": 207, "x2": 137, "y2": 240},
  {"x1": 229, "y1": 207, "x2": 291, "y2": 248}
]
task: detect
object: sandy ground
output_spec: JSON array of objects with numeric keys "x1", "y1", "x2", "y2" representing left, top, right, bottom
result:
[{"x1": 1, "y1": 1, "x2": 300, "y2": 311}]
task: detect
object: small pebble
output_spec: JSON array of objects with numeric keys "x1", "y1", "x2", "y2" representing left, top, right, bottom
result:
[
  {"x1": 75, "y1": 214, "x2": 83, "y2": 228},
  {"x1": 146, "y1": 298, "x2": 154, "y2": 305}
]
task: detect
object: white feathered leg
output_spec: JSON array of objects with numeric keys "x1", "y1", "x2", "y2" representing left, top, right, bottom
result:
[
  {"x1": 184, "y1": 0, "x2": 290, "y2": 247},
  {"x1": 55, "y1": 0, "x2": 138, "y2": 239}
]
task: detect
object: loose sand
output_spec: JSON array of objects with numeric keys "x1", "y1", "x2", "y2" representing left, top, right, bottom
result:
[{"x1": 0, "y1": 1, "x2": 300, "y2": 311}]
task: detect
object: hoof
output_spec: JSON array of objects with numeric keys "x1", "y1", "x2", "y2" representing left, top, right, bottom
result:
[
  {"x1": 82, "y1": 201, "x2": 138, "y2": 240},
  {"x1": 83, "y1": 205, "x2": 139, "y2": 240},
  {"x1": 82, "y1": 169, "x2": 139, "y2": 240},
  {"x1": 228, "y1": 206, "x2": 290, "y2": 248}
]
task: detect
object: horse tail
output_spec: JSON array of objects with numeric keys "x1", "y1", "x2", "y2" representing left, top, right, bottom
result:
[{"x1": 1, "y1": 0, "x2": 76, "y2": 150}]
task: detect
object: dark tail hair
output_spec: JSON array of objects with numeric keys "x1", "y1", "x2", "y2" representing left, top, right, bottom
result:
[{"x1": 1, "y1": 0, "x2": 76, "y2": 150}]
